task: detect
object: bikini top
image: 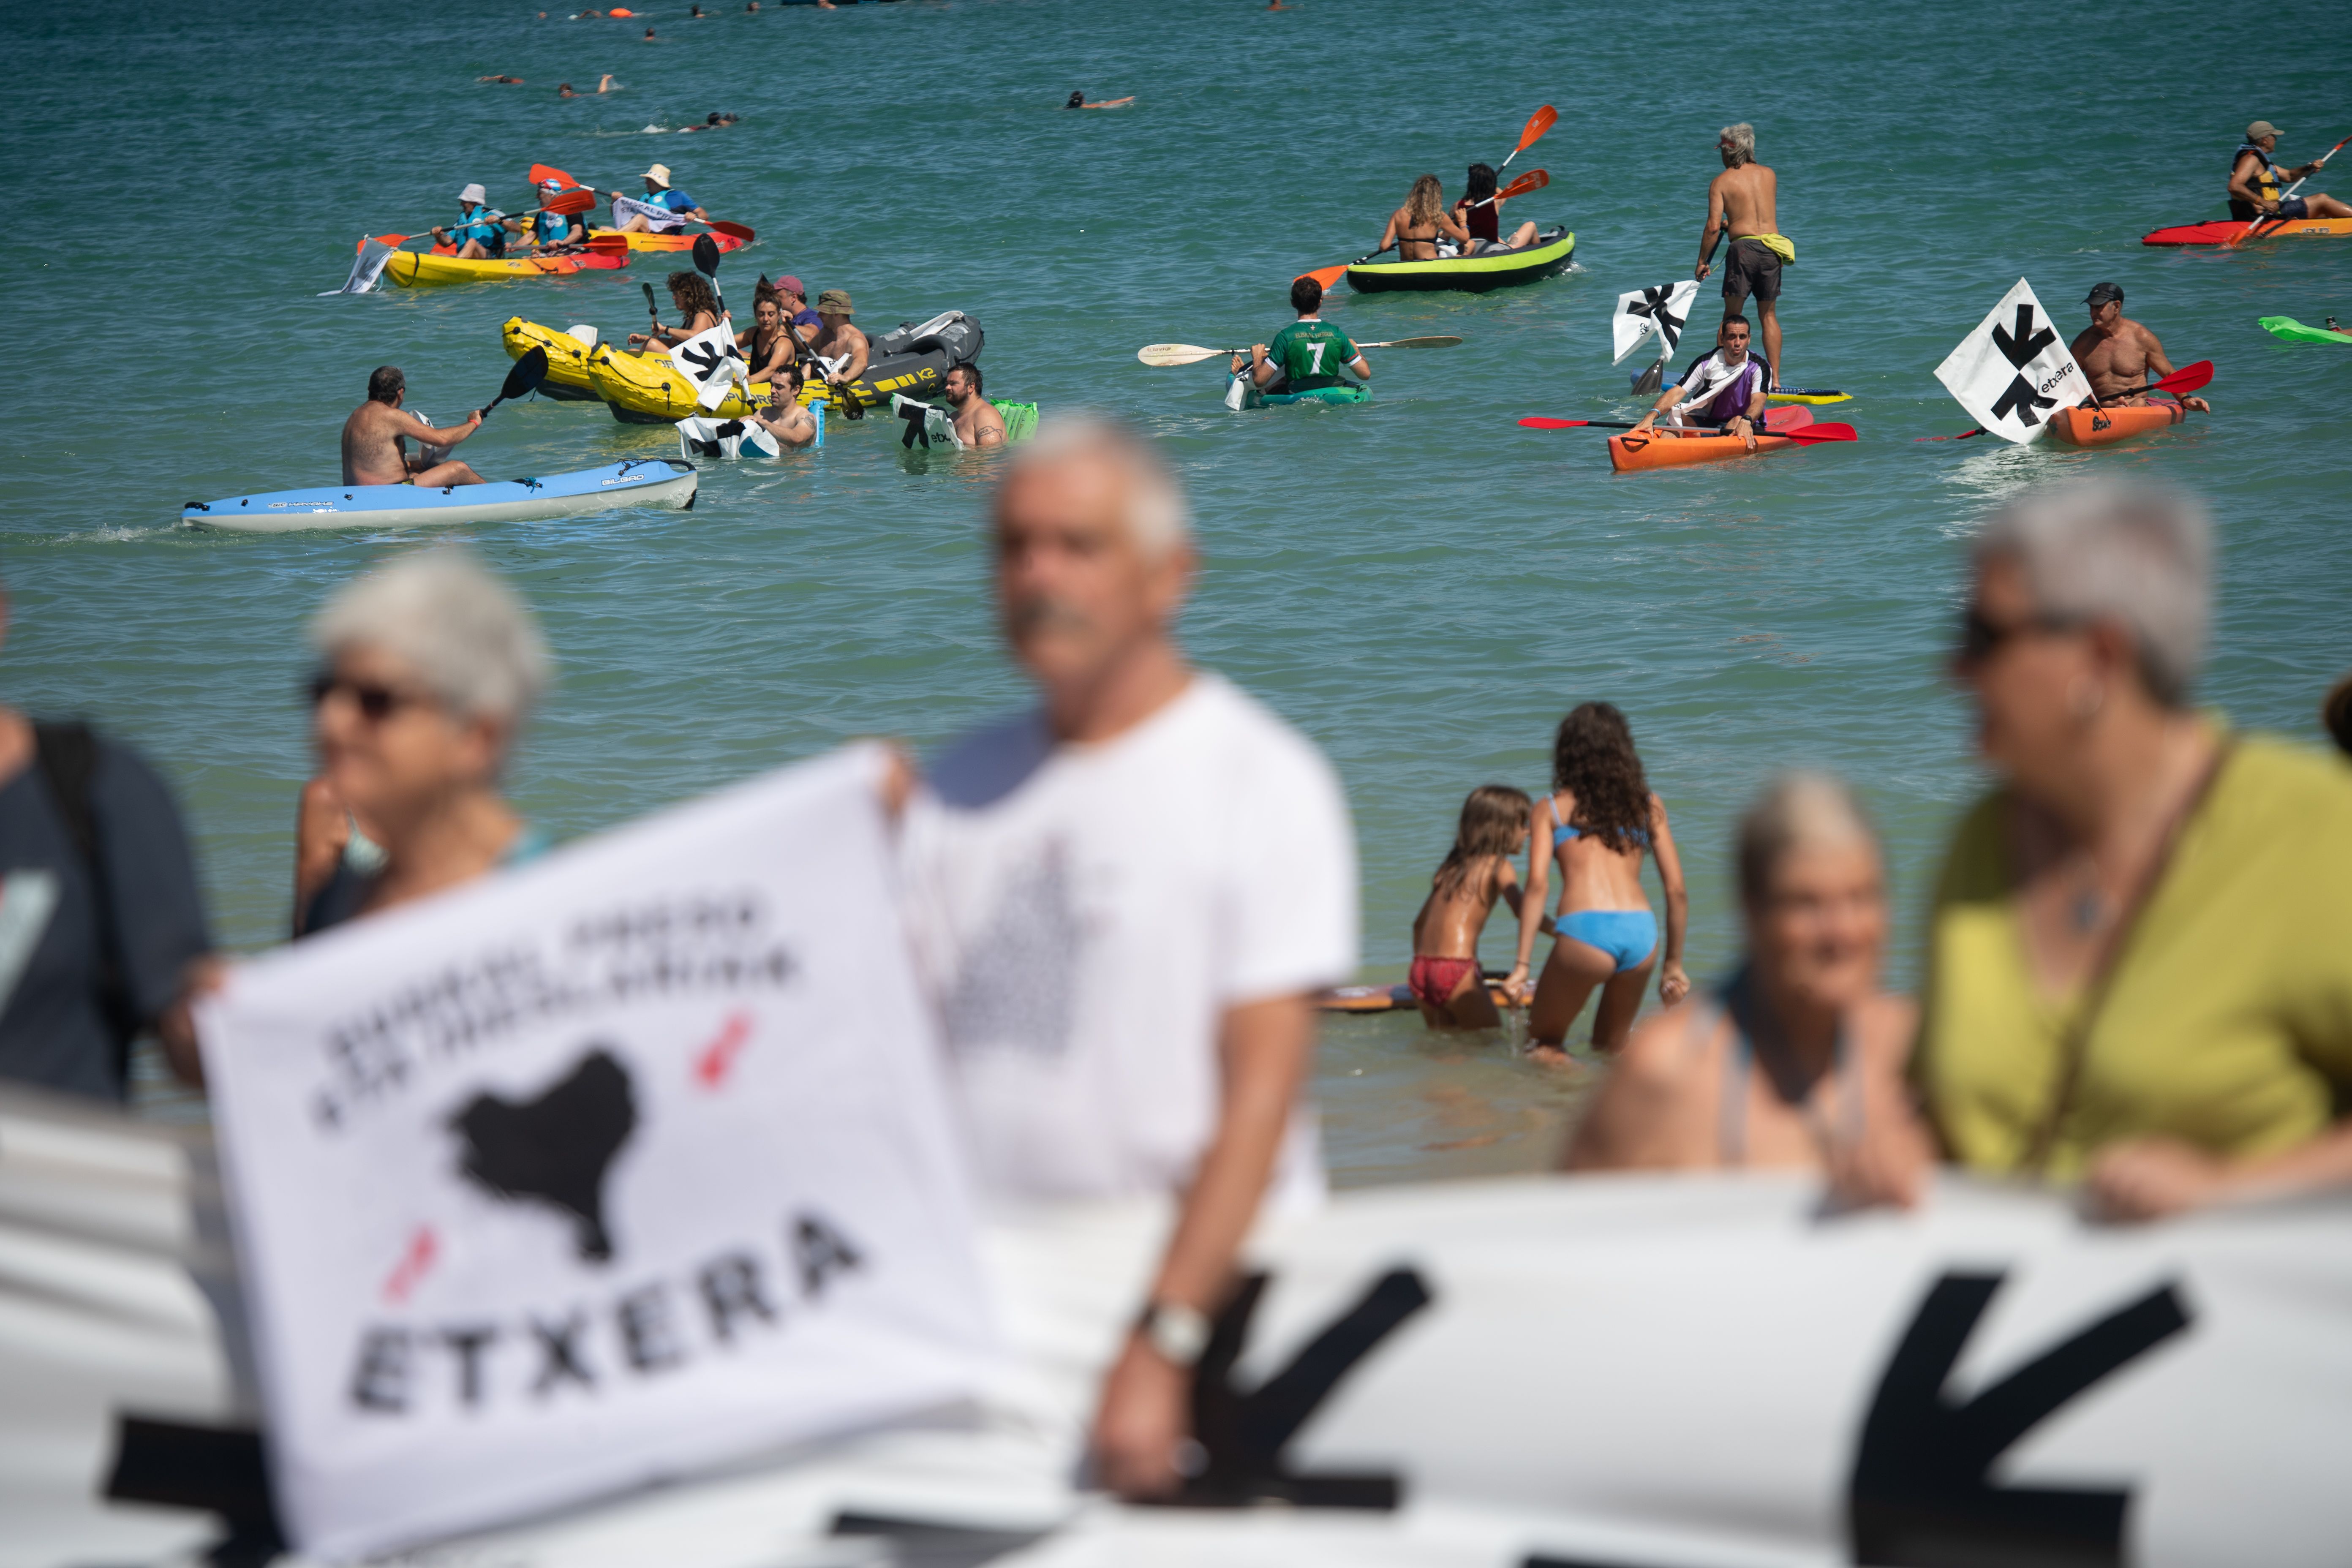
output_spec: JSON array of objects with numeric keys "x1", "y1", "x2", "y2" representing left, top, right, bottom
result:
[
  {"x1": 1543, "y1": 794, "x2": 1650, "y2": 849},
  {"x1": 1710, "y1": 971, "x2": 1865, "y2": 1167}
]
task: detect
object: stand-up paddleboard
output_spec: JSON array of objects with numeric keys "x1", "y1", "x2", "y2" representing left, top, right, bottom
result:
[
  {"x1": 182, "y1": 459, "x2": 697, "y2": 532},
  {"x1": 2260, "y1": 315, "x2": 2352, "y2": 344},
  {"x1": 1319, "y1": 980, "x2": 1517, "y2": 1014},
  {"x1": 2044, "y1": 401, "x2": 2191, "y2": 447},
  {"x1": 2142, "y1": 215, "x2": 2352, "y2": 245},
  {"x1": 1767, "y1": 387, "x2": 1851, "y2": 405}
]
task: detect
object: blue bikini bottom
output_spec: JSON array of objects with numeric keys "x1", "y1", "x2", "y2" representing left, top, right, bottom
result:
[{"x1": 1554, "y1": 909, "x2": 1659, "y2": 973}]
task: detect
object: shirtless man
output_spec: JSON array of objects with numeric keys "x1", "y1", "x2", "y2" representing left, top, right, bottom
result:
[
  {"x1": 1694, "y1": 122, "x2": 1787, "y2": 389},
  {"x1": 943, "y1": 363, "x2": 1006, "y2": 448},
  {"x1": 811, "y1": 289, "x2": 869, "y2": 384},
  {"x1": 2068, "y1": 283, "x2": 2211, "y2": 411},
  {"x1": 749, "y1": 364, "x2": 818, "y2": 449},
  {"x1": 340, "y1": 367, "x2": 485, "y2": 487},
  {"x1": 2227, "y1": 121, "x2": 2352, "y2": 223}
]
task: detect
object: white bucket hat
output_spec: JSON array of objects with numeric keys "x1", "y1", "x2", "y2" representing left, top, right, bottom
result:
[{"x1": 459, "y1": 182, "x2": 488, "y2": 204}]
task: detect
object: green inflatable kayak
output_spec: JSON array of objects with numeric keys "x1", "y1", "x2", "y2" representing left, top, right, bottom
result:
[
  {"x1": 2259, "y1": 316, "x2": 2352, "y2": 345},
  {"x1": 1345, "y1": 226, "x2": 1575, "y2": 294},
  {"x1": 1224, "y1": 377, "x2": 1370, "y2": 410}
]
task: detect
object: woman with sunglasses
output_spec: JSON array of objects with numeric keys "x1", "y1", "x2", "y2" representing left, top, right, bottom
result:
[
  {"x1": 294, "y1": 548, "x2": 552, "y2": 936},
  {"x1": 1857, "y1": 480, "x2": 2352, "y2": 1218}
]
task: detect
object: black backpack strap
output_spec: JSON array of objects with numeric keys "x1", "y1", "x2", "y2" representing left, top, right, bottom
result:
[{"x1": 32, "y1": 721, "x2": 140, "y2": 1088}]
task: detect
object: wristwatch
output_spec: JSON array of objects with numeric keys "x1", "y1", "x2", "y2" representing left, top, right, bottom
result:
[{"x1": 1134, "y1": 1299, "x2": 1214, "y2": 1368}]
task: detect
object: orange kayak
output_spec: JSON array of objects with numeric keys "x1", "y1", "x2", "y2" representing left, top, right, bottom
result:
[
  {"x1": 2046, "y1": 402, "x2": 2189, "y2": 446},
  {"x1": 587, "y1": 226, "x2": 750, "y2": 254},
  {"x1": 1608, "y1": 407, "x2": 1813, "y2": 471},
  {"x1": 2142, "y1": 216, "x2": 2352, "y2": 246}
]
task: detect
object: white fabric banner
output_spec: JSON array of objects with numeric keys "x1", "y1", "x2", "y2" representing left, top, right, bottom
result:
[
  {"x1": 1934, "y1": 277, "x2": 2093, "y2": 443},
  {"x1": 612, "y1": 193, "x2": 688, "y2": 233},
  {"x1": 1612, "y1": 278, "x2": 1699, "y2": 365},
  {"x1": 321, "y1": 237, "x2": 396, "y2": 297},
  {"x1": 195, "y1": 746, "x2": 995, "y2": 1562},
  {"x1": 670, "y1": 320, "x2": 747, "y2": 411}
]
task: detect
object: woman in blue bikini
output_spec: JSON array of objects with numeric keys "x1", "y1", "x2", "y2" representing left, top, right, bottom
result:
[{"x1": 1506, "y1": 703, "x2": 1689, "y2": 1062}]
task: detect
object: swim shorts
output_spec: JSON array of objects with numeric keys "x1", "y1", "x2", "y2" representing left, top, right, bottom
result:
[
  {"x1": 1722, "y1": 236, "x2": 1782, "y2": 307},
  {"x1": 1408, "y1": 955, "x2": 1479, "y2": 1009},
  {"x1": 2230, "y1": 196, "x2": 2309, "y2": 221}
]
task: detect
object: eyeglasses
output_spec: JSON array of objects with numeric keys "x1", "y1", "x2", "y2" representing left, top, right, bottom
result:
[
  {"x1": 307, "y1": 671, "x2": 427, "y2": 722},
  {"x1": 1955, "y1": 607, "x2": 2077, "y2": 665}
]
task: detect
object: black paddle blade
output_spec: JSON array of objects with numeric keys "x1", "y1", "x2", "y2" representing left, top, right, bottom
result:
[
  {"x1": 1631, "y1": 360, "x2": 1664, "y2": 397},
  {"x1": 641, "y1": 281, "x2": 658, "y2": 313},
  {"x1": 692, "y1": 233, "x2": 720, "y2": 277},
  {"x1": 504, "y1": 347, "x2": 550, "y2": 401}
]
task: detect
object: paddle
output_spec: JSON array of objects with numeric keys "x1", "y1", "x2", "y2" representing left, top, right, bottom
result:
[
  {"x1": 1916, "y1": 359, "x2": 2211, "y2": 441},
  {"x1": 1138, "y1": 335, "x2": 1462, "y2": 368},
  {"x1": 1499, "y1": 105, "x2": 1556, "y2": 174},
  {"x1": 2227, "y1": 136, "x2": 2348, "y2": 248},
  {"x1": 1293, "y1": 169, "x2": 1552, "y2": 291},
  {"x1": 479, "y1": 348, "x2": 549, "y2": 421},
  {"x1": 1519, "y1": 415, "x2": 1856, "y2": 444}
]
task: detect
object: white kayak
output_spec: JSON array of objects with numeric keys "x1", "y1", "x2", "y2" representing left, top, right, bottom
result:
[{"x1": 180, "y1": 459, "x2": 698, "y2": 533}]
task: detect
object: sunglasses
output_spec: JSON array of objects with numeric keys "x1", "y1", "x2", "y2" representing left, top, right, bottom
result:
[
  {"x1": 1955, "y1": 607, "x2": 2077, "y2": 665},
  {"x1": 307, "y1": 671, "x2": 427, "y2": 722}
]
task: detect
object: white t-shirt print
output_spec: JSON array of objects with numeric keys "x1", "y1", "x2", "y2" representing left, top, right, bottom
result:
[{"x1": 899, "y1": 674, "x2": 1358, "y2": 1211}]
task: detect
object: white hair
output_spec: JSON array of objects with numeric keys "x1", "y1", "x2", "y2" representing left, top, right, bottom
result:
[
  {"x1": 1975, "y1": 480, "x2": 2211, "y2": 707},
  {"x1": 310, "y1": 545, "x2": 552, "y2": 722},
  {"x1": 1000, "y1": 415, "x2": 1190, "y2": 561},
  {"x1": 1737, "y1": 771, "x2": 1878, "y2": 908},
  {"x1": 1720, "y1": 122, "x2": 1756, "y2": 166}
]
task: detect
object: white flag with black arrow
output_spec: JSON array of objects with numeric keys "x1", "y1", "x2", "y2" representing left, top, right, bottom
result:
[
  {"x1": 1934, "y1": 278, "x2": 2092, "y2": 444},
  {"x1": 671, "y1": 320, "x2": 749, "y2": 411},
  {"x1": 1614, "y1": 278, "x2": 1699, "y2": 395}
]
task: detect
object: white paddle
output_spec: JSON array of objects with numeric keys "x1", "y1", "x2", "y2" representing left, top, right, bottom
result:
[{"x1": 1138, "y1": 336, "x2": 1461, "y2": 367}]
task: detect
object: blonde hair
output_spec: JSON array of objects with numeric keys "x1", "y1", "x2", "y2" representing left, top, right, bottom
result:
[
  {"x1": 1405, "y1": 174, "x2": 1444, "y2": 227},
  {"x1": 1432, "y1": 785, "x2": 1532, "y2": 902},
  {"x1": 1720, "y1": 122, "x2": 1756, "y2": 166}
]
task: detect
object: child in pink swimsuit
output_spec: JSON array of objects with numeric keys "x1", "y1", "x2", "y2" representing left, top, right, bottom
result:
[{"x1": 1408, "y1": 785, "x2": 1545, "y2": 1029}]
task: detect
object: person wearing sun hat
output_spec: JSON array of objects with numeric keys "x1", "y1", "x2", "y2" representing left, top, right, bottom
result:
[
  {"x1": 607, "y1": 161, "x2": 709, "y2": 234},
  {"x1": 2227, "y1": 121, "x2": 2352, "y2": 224},
  {"x1": 430, "y1": 182, "x2": 508, "y2": 259},
  {"x1": 811, "y1": 288, "x2": 870, "y2": 384}
]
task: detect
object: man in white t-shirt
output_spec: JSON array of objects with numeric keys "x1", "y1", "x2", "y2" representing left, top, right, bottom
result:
[{"x1": 896, "y1": 419, "x2": 1358, "y2": 1498}]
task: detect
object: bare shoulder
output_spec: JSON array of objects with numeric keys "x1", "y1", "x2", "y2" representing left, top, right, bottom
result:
[
  {"x1": 1613, "y1": 1002, "x2": 1710, "y2": 1088},
  {"x1": 1853, "y1": 991, "x2": 1920, "y2": 1068}
]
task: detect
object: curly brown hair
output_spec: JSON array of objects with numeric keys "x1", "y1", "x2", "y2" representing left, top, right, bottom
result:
[
  {"x1": 1432, "y1": 784, "x2": 1531, "y2": 904},
  {"x1": 1549, "y1": 702, "x2": 1652, "y2": 855},
  {"x1": 666, "y1": 270, "x2": 720, "y2": 323}
]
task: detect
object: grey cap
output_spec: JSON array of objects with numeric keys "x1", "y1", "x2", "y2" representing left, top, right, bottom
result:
[{"x1": 2085, "y1": 281, "x2": 2125, "y2": 307}]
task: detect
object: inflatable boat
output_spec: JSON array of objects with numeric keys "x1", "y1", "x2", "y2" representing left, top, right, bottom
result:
[
  {"x1": 589, "y1": 310, "x2": 985, "y2": 423},
  {"x1": 501, "y1": 318, "x2": 605, "y2": 401},
  {"x1": 1345, "y1": 226, "x2": 1574, "y2": 293},
  {"x1": 887, "y1": 395, "x2": 1040, "y2": 449},
  {"x1": 1224, "y1": 376, "x2": 1371, "y2": 409},
  {"x1": 180, "y1": 459, "x2": 697, "y2": 531}
]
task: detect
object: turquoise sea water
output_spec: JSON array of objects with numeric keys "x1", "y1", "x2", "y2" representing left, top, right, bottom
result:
[{"x1": 2, "y1": 0, "x2": 2346, "y2": 1177}]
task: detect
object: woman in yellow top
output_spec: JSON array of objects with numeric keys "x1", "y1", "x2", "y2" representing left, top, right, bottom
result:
[{"x1": 1881, "y1": 480, "x2": 2352, "y2": 1219}]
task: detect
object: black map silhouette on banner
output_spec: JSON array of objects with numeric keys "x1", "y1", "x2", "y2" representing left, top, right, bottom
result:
[{"x1": 448, "y1": 1048, "x2": 639, "y2": 1263}]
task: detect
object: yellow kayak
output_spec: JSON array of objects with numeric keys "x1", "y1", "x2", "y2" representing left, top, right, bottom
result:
[
  {"x1": 501, "y1": 318, "x2": 606, "y2": 401},
  {"x1": 383, "y1": 248, "x2": 629, "y2": 287},
  {"x1": 585, "y1": 345, "x2": 823, "y2": 425}
]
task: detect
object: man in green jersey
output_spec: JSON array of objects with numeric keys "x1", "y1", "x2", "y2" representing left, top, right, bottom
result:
[{"x1": 1231, "y1": 277, "x2": 1371, "y2": 395}]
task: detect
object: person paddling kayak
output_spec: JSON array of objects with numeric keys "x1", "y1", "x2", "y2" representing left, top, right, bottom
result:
[
  {"x1": 2068, "y1": 283, "x2": 2212, "y2": 411},
  {"x1": 430, "y1": 184, "x2": 507, "y2": 259},
  {"x1": 607, "y1": 162, "x2": 708, "y2": 234},
  {"x1": 1628, "y1": 316, "x2": 1769, "y2": 452},
  {"x1": 340, "y1": 367, "x2": 485, "y2": 487},
  {"x1": 1455, "y1": 163, "x2": 1539, "y2": 252},
  {"x1": 509, "y1": 177, "x2": 586, "y2": 254},
  {"x1": 2228, "y1": 122, "x2": 2352, "y2": 223},
  {"x1": 626, "y1": 271, "x2": 721, "y2": 353},
  {"x1": 1230, "y1": 277, "x2": 1371, "y2": 396},
  {"x1": 1694, "y1": 124, "x2": 1793, "y2": 391},
  {"x1": 1380, "y1": 174, "x2": 1472, "y2": 261}
]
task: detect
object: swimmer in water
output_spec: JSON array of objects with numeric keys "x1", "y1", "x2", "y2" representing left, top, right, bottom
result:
[
  {"x1": 677, "y1": 111, "x2": 738, "y2": 133},
  {"x1": 556, "y1": 74, "x2": 615, "y2": 96},
  {"x1": 477, "y1": 74, "x2": 525, "y2": 84},
  {"x1": 644, "y1": 25, "x2": 656, "y2": 38},
  {"x1": 1065, "y1": 92, "x2": 1135, "y2": 109}
]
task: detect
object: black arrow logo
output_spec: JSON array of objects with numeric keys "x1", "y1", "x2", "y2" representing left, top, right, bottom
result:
[
  {"x1": 1991, "y1": 303, "x2": 2056, "y2": 369},
  {"x1": 681, "y1": 342, "x2": 727, "y2": 378},
  {"x1": 1990, "y1": 376, "x2": 2059, "y2": 427},
  {"x1": 1172, "y1": 1266, "x2": 1432, "y2": 1510},
  {"x1": 1627, "y1": 284, "x2": 1687, "y2": 351},
  {"x1": 1849, "y1": 1271, "x2": 2191, "y2": 1568}
]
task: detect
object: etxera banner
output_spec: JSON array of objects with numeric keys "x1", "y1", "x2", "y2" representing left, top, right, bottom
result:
[
  {"x1": 197, "y1": 747, "x2": 994, "y2": 1561},
  {"x1": 1934, "y1": 278, "x2": 2093, "y2": 443}
]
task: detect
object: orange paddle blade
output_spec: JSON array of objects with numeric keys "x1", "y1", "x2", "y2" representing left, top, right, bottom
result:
[
  {"x1": 1497, "y1": 169, "x2": 1549, "y2": 201},
  {"x1": 545, "y1": 186, "x2": 597, "y2": 216},
  {"x1": 709, "y1": 219, "x2": 756, "y2": 242},
  {"x1": 368, "y1": 233, "x2": 408, "y2": 249},
  {"x1": 2151, "y1": 359, "x2": 2212, "y2": 396},
  {"x1": 528, "y1": 162, "x2": 577, "y2": 190},
  {"x1": 1517, "y1": 105, "x2": 1557, "y2": 152},
  {"x1": 1295, "y1": 263, "x2": 1350, "y2": 290},
  {"x1": 586, "y1": 233, "x2": 632, "y2": 255},
  {"x1": 1784, "y1": 422, "x2": 1857, "y2": 443}
]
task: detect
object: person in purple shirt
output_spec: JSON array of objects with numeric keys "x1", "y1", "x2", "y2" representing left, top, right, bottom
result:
[
  {"x1": 1627, "y1": 316, "x2": 1770, "y2": 452},
  {"x1": 767, "y1": 275, "x2": 823, "y2": 354}
]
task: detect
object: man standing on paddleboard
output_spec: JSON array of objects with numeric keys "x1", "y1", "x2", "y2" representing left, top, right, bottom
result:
[
  {"x1": 2068, "y1": 283, "x2": 2210, "y2": 411},
  {"x1": 2228, "y1": 122, "x2": 2351, "y2": 223},
  {"x1": 891, "y1": 421, "x2": 1357, "y2": 1501},
  {"x1": 1694, "y1": 124, "x2": 1794, "y2": 390}
]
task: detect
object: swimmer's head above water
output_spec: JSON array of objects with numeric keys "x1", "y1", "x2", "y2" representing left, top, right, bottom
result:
[{"x1": 1067, "y1": 91, "x2": 1084, "y2": 109}]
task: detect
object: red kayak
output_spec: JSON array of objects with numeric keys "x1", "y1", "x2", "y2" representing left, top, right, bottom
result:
[{"x1": 2142, "y1": 216, "x2": 2352, "y2": 246}]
